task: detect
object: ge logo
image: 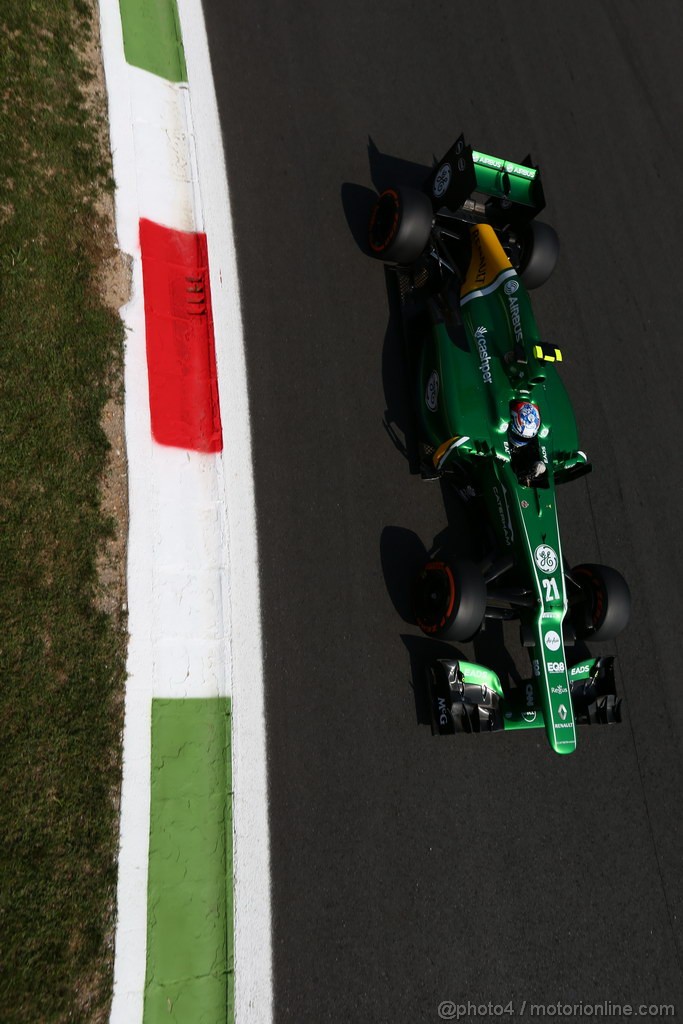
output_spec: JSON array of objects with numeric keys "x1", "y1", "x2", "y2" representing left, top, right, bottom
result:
[
  {"x1": 534, "y1": 544, "x2": 558, "y2": 574},
  {"x1": 425, "y1": 370, "x2": 439, "y2": 411},
  {"x1": 504, "y1": 278, "x2": 519, "y2": 295},
  {"x1": 433, "y1": 163, "x2": 452, "y2": 198}
]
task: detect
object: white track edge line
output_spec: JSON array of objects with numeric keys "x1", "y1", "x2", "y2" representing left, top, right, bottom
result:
[{"x1": 176, "y1": 3, "x2": 274, "y2": 1022}]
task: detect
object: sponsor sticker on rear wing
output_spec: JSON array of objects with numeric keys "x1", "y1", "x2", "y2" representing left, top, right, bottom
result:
[{"x1": 423, "y1": 133, "x2": 546, "y2": 223}]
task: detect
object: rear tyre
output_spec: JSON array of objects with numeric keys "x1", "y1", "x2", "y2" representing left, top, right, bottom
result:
[
  {"x1": 368, "y1": 186, "x2": 433, "y2": 264},
  {"x1": 518, "y1": 220, "x2": 560, "y2": 289},
  {"x1": 569, "y1": 563, "x2": 631, "y2": 642},
  {"x1": 413, "y1": 558, "x2": 487, "y2": 641}
]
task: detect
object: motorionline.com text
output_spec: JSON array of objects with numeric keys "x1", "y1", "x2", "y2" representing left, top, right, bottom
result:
[{"x1": 437, "y1": 1000, "x2": 675, "y2": 1020}]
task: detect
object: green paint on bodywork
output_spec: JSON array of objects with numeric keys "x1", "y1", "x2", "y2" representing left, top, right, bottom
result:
[
  {"x1": 568, "y1": 658, "x2": 599, "y2": 681},
  {"x1": 419, "y1": 276, "x2": 578, "y2": 460},
  {"x1": 479, "y1": 660, "x2": 605, "y2": 737},
  {"x1": 414, "y1": 227, "x2": 585, "y2": 753},
  {"x1": 472, "y1": 150, "x2": 538, "y2": 205},
  {"x1": 144, "y1": 698, "x2": 233, "y2": 1024},
  {"x1": 458, "y1": 660, "x2": 504, "y2": 697},
  {"x1": 119, "y1": 0, "x2": 187, "y2": 82}
]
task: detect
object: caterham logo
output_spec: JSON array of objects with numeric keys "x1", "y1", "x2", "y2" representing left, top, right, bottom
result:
[{"x1": 425, "y1": 370, "x2": 439, "y2": 411}]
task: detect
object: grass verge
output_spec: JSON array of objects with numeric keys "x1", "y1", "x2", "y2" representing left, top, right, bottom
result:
[{"x1": 0, "y1": 1, "x2": 127, "y2": 1021}]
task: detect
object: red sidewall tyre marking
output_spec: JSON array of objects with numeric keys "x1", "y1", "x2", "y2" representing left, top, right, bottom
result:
[
  {"x1": 574, "y1": 567, "x2": 606, "y2": 629},
  {"x1": 369, "y1": 189, "x2": 400, "y2": 253},
  {"x1": 415, "y1": 561, "x2": 456, "y2": 634}
]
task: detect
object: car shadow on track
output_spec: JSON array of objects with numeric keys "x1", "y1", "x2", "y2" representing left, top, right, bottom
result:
[
  {"x1": 340, "y1": 137, "x2": 433, "y2": 257},
  {"x1": 366, "y1": 136, "x2": 432, "y2": 193},
  {"x1": 380, "y1": 267, "x2": 422, "y2": 473},
  {"x1": 400, "y1": 634, "x2": 470, "y2": 727},
  {"x1": 381, "y1": 519, "x2": 527, "y2": 730},
  {"x1": 341, "y1": 138, "x2": 438, "y2": 472},
  {"x1": 380, "y1": 506, "x2": 481, "y2": 629}
]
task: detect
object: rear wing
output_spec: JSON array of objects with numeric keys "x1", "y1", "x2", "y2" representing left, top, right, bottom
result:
[{"x1": 423, "y1": 133, "x2": 546, "y2": 226}]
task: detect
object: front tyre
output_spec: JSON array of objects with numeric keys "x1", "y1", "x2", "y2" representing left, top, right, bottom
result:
[
  {"x1": 413, "y1": 558, "x2": 486, "y2": 642},
  {"x1": 569, "y1": 563, "x2": 631, "y2": 642},
  {"x1": 368, "y1": 186, "x2": 433, "y2": 264}
]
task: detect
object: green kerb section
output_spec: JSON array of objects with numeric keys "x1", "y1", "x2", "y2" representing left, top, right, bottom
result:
[
  {"x1": 144, "y1": 698, "x2": 233, "y2": 1024},
  {"x1": 119, "y1": 0, "x2": 187, "y2": 82}
]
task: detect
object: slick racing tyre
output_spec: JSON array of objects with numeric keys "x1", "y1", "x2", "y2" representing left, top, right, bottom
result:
[
  {"x1": 518, "y1": 220, "x2": 560, "y2": 289},
  {"x1": 413, "y1": 558, "x2": 486, "y2": 642},
  {"x1": 368, "y1": 186, "x2": 433, "y2": 264},
  {"x1": 569, "y1": 563, "x2": 631, "y2": 642}
]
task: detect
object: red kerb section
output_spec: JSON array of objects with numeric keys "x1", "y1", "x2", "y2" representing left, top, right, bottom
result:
[{"x1": 139, "y1": 218, "x2": 223, "y2": 452}]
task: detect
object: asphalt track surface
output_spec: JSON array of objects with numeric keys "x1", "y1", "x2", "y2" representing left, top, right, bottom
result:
[{"x1": 201, "y1": 2, "x2": 683, "y2": 1019}]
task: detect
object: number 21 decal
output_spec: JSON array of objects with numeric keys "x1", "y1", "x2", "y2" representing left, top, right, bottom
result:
[{"x1": 542, "y1": 577, "x2": 560, "y2": 602}]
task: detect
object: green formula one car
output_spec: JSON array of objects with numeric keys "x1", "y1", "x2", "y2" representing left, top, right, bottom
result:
[{"x1": 369, "y1": 135, "x2": 630, "y2": 755}]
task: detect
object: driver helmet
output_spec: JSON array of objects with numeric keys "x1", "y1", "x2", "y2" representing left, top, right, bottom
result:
[{"x1": 509, "y1": 400, "x2": 541, "y2": 447}]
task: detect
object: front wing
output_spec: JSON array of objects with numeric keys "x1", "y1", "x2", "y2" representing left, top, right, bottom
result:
[{"x1": 427, "y1": 657, "x2": 621, "y2": 738}]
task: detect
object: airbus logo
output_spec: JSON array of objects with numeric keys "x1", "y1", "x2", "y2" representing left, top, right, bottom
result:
[{"x1": 508, "y1": 295, "x2": 524, "y2": 343}]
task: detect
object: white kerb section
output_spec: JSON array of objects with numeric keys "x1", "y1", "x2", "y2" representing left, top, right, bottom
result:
[
  {"x1": 176, "y1": 2, "x2": 273, "y2": 1022},
  {"x1": 101, "y1": 0, "x2": 273, "y2": 1020},
  {"x1": 99, "y1": 1, "x2": 241, "y2": 1021}
]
